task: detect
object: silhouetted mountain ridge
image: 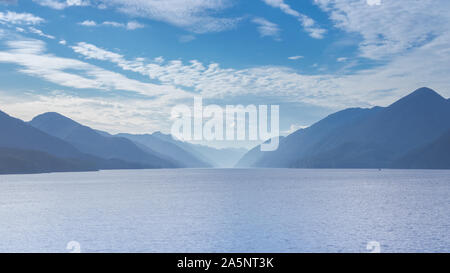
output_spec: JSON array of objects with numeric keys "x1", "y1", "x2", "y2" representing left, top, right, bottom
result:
[
  {"x1": 117, "y1": 133, "x2": 212, "y2": 168},
  {"x1": 149, "y1": 132, "x2": 248, "y2": 168},
  {"x1": 29, "y1": 112, "x2": 178, "y2": 168},
  {"x1": 237, "y1": 87, "x2": 450, "y2": 169}
]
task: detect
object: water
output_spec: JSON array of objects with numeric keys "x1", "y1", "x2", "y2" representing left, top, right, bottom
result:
[{"x1": 0, "y1": 169, "x2": 449, "y2": 253}]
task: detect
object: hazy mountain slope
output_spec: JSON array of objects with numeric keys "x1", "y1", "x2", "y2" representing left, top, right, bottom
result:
[
  {"x1": 188, "y1": 144, "x2": 248, "y2": 168},
  {"x1": 117, "y1": 133, "x2": 212, "y2": 168},
  {"x1": 235, "y1": 136, "x2": 285, "y2": 168},
  {"x1": 0, "y1": 147, "x2": 98, "y2": 174},
  {"x1": 237, "y1": 87, "x2": 450, "y2": 169},
  {"x1": 151, "y1": 132, "x2": 248, "y2": 168},
  {"x1": 29, "y1": 113, "x2": 178, "y2": 168},
  {"x1": 393, "y1": 129, "x2": 450, "y2": 169},
  {"x1": 0, "y1": 110, "x2": 84, "y2": 159},
  {"x1": 236, "y1": 107, "x2": 379, "y2": 168}
]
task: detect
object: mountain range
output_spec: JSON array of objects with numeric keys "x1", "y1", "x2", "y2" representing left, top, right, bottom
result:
[
  {"x1": 0, "y1": 109, "x2": 247, "y2": 174},
  {"x1": 0, "y1": 87, "x2": 449, "y2": 174},
  {"x1": 236, "y1": 87, "x2": 450, "y2": 169}
]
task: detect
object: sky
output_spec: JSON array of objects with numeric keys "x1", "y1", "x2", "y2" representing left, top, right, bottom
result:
[{"x1": 0, "y1": 0, "x2": 449, "y2": 148}]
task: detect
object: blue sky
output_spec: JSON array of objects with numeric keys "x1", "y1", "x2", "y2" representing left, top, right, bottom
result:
[{"x1": 0, "y1": 0, "x2": 449, "y2": 148}]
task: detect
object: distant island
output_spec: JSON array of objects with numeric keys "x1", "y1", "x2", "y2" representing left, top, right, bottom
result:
[{"x1": 1, "y1": 87, "x2": 449, "y2": 174}]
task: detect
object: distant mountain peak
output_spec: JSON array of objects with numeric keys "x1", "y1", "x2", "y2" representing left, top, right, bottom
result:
[
  {"x1": 390, "y1": 87, "x2": 445, "y2": 108},
  {"x1": 405, "y1": 87, "x2": 443, "y2": 100},
  {"x1": 411, "y1": 87, "x2": 441, "y2": 96},
  {"x1": 31, "y1": 112, "x2": 80, "y2": 126}
]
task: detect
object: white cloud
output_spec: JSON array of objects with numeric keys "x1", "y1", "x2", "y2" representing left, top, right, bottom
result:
[
  {"x1": 28, "y1": 27, "x2": 55, "y2": 39},
  {"x1": 288, "y1": 56, "x2": 303, "y2": 60},
  {"x1": 79, "y1": 20, "x2": 96, "y2": 26},
  {"x1": 314, "y1": 0, "x2": 450, "y2": 60},
  {"x1": 59, "y1": 39, "x2": 67, "y2": 45},
  {"x1": 2, "y1": 1, "x2": 450, "y2": 136},
  {"x1": 153, "y1": 56, "x2": 164, "y2": 63},
  {"x1": 0, "y1": 39, "x2": 191, "y2": 100},
  {"x1": 1, "y1": 33, "x2": 450, "y2": 134},
  {"x1": 97, "y1": 0, "x2": 240, "y2": 33},
  {"x1": 0, "y1": 38, "x2": 199, "y2": 134},
  {"x1": 33, "y1": 0, "x2": 90, "y2": 10},
  {"x1": 336, "y1": 57, "x2": 347, "y2": 62},
  {"x1": 79, "y1": 20, "x2": 145, "y2": 30},
  {"x1": 0, "y1": 11, "x2": 44, "y2": 25},
  {"x1": 36, "y1": 0, "x2": 238, "y2": 33},
  {"x1": 69, "y1": 41, "x2": 450, "y2": 110},
  {"x1": 252, "y1": 17, "x2": 281, "y2": 40},
  {"x1": 126, "y1": 21, "x2": 144, "y2": 30},
  {"x1": 262, "y1": 0, "x2": 326, "y2": 39},
  {"x1": 101, "y1": 21, "x2": 122, "y2": 28}
]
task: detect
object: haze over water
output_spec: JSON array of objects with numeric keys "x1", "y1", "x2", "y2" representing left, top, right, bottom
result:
[{"x1": 0, "y1": 169, "x2": 449, "y2": 253}]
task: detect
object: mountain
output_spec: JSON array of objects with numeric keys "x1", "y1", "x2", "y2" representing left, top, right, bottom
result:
[
  {"x1": 393, "y1": 129, "x2": 450, "y2": 169},
  {"x1": 117, "y1": 133, "x2": 212, "y2": 168},
  {"x1": 150, "y1": 132, "x2": 248, "y2": 168},
  {"x1": 237, "y1": 87, "x2": 450, "y2": 169},
  {"x1": 0, "y1": 109, "x2": 156, "y2": 174},
  {"x1": 0, "y1": 110, "x2": 85, "y2": 158},
  {"x1": 29, "y1": 112, "x2": 179, "y2": 168},
  {"x1": 0, "y1": 110, "x2": 98, "y2": 173},
  {"x1": 0, "y1": 147, "x2": 98, "y2": 174}
]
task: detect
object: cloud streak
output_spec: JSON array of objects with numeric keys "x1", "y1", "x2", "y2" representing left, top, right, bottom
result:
[
  {"x1": 0, "y1": 39, "x2": 191, "y2": 100},
  {"x1": 0, "y1": 11, "x2": 44, "y2": 25},
  {"x1": 315, "y1": 0, "x2": 450, "y2": 60},
  {"x1": 96, "y1": 0, "x2": 240, "y2": 33},
  {"x1": 79, "y1": 19, "x2": 145, "y2": 30},
  {"x1": 32, "y1": 0, "x2": 90, "y2": 10},
  {"x1": 262, "y1": 0, "x2": 326, "y2": 39},
  {"x1": 252, "y1": 17, "x2": 281, "y2": 40},
  {"x1": 70, "y1": 40, "x2": 450, "y2": 110}
]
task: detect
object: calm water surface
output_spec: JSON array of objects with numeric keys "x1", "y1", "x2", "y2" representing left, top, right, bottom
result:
[{"x1": 0, "y1": 169, "x2": 449, "y2": 253}]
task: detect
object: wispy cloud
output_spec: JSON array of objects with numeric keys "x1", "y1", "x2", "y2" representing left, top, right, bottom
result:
[
  {"x1": 0, "y1": 11, "x2": 44, "y2": 25},
  {"x1": 315, "y1": 0, "x2": 450, "y2": 60},
  {"x1": 288, "y1": 56, "x2": 303, "y2": 60},
  {"x1": 2, "y1": 30, "x2": 450, "y2": 134},
  {"x1": 28, "y1": 27, "x2": 55, "y2": 39},
  {"x1": 252, "y1": 17, "x2": 281, "y2": 40},
  {"x1": 69, "y1": 41, "x2": 450, "y2": 109},
  {"x1": 79, "y1": 20, "x2": 145, "y2": 30},
  {"x1": 79, "y1": 20, "x2": 96, "y2": 26},
  {"x1": 261, "y1": 0, "x2": 326, "y2": 39},
  {"x1": 125, "y1": 21, "x2": 145, "y2": 30},
  {"x1": 0, "y1": 39, "x2": 190, "y2": 100},
  {"x1": 32, "y1": 0, "x2": 90, "y2": 10},
  {"x1": 96, "y1": 0, "x2": 240, "y2": 33},
  {"x1": 35, "y1": 0, "x2": 239, "y2": 33}
]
